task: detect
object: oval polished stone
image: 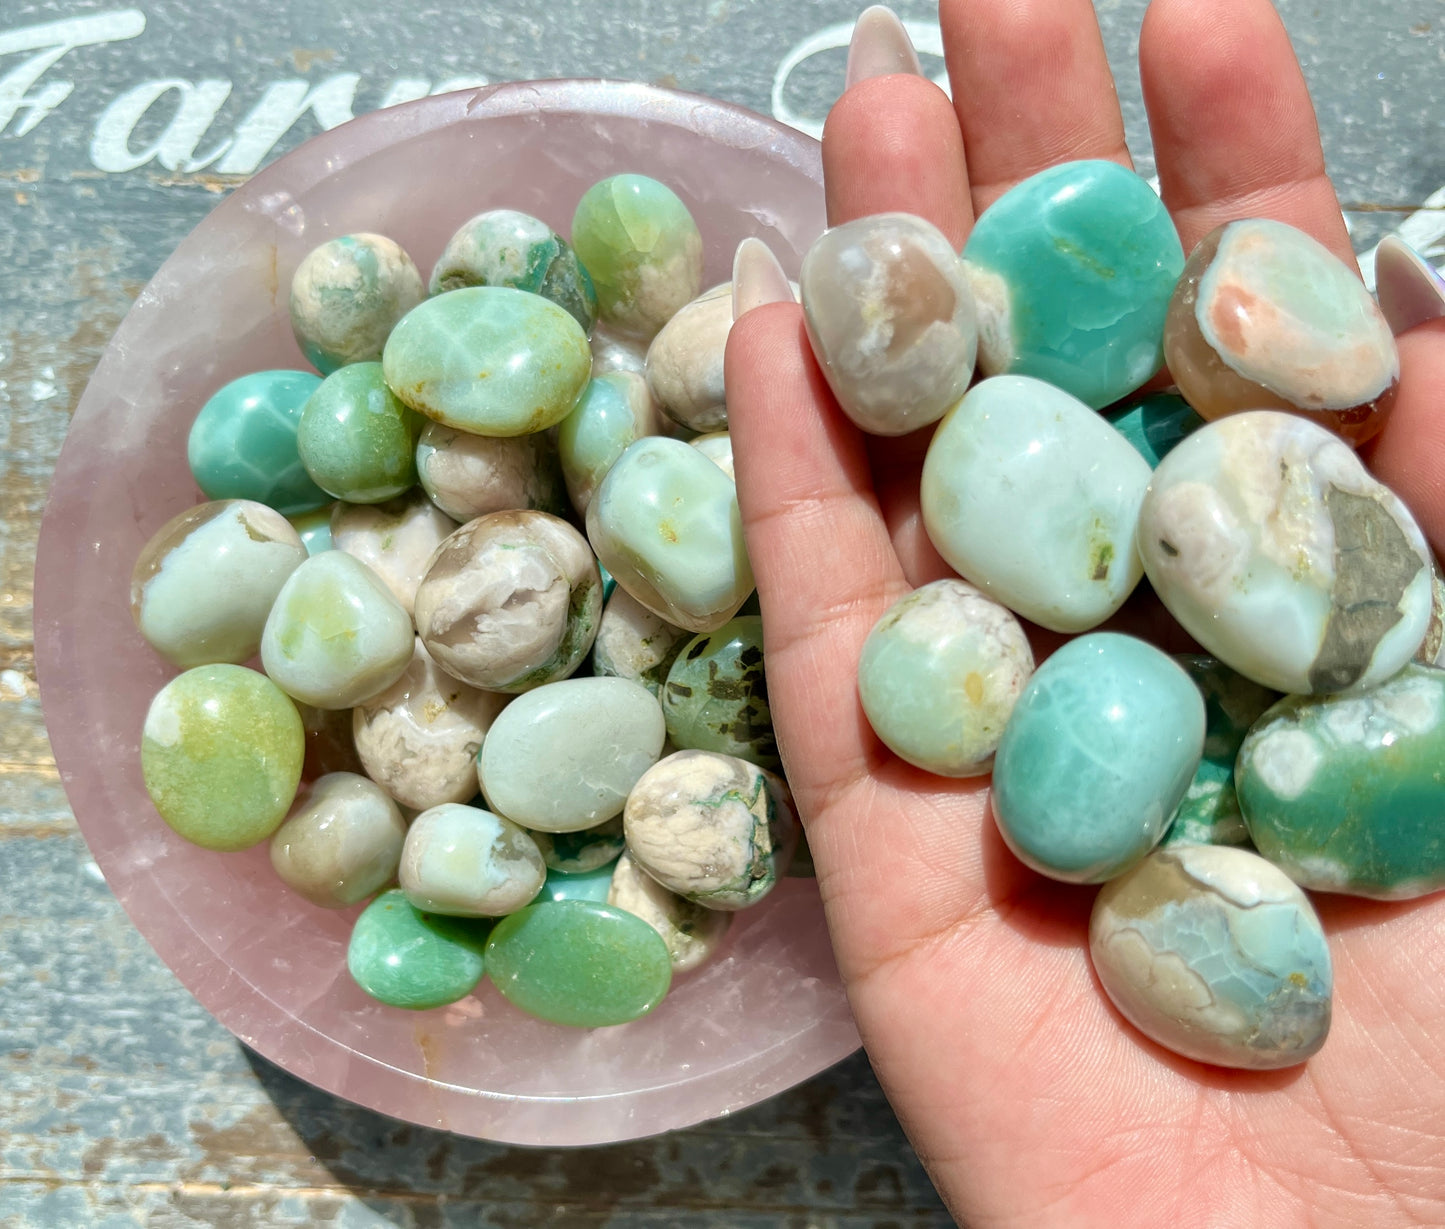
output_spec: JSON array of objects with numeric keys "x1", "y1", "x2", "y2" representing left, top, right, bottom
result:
[
  {"x1": 557, "y1": 370, "x2": 665, "y2": 515},
  {"x1": 1103, "y1": 392, "x2": 1206, "y2": 470},
  {"x1": 571, "y1": 174, "x2": 703, "y2": 340},
  {"x1": 624, "y1": 750, "x2": 798, "y2": 910},
  {"x1": 1236, "y1": 663, "x2": 1445, "y2": 899},
  {"x1": 608, "y1": 850, "x2": 731, "y2": 974},
  {"x1": 141, "y1": 664, "x2": 304, "y2": 851},
  {"x1": 1164, "y1": 219, "x2": 1398, "y2": 445},
  {"x1": 858, "y1": 579, "x2": 1034, "y2": 778},
  {"x1": 646, "y1": 283, "x2": 732, "y2": 432},
  {"x1": 188, "y1": 370, "x2": 329, "y2": 515},
  {"x1": 587, "y1": 436, "x2": 754, "y2": 634},
  {"x1": 399, "y1": 803, "x2": 545, "y2": 916},
  {"x1": 992, "y1": 634, "x2": 1206, "y2": 883},
  {"x1": 429, "y1": 208, "x2": 598, "y2": 332},
  {"x1": 381, "y1": 286, "x2": 591, "y2": 436},
  {"x1": 921, "y1": 376, "x2": 1151, "y2": 632},
  {"x1": 591, "y1": 586, "x2": 692, "y2": 696},
  {"x1": 801, "y1": 213, "x2": 977, "y2": 436},
  {"x1": 531, "y1": 862, "x2": 616, "y2": 905},
  {"x1": 415, "y1": 421, "x2": 565, "y2": 523},
  {"x1": 1138, "y1": 411, "x2": 1433, "y2": 694},
  {"x1": 330, "y1": 491, "x2": 457, "y2": 617},
  {"x1": 484, "y1": 900, "x2": 673, "y2": 1027},
  {"x1": 1090, "y1": 844, "x2": 1332, "y2": 1069},
  {"x1": 662, "y1": 616, "x2": 778, "y2": 770},
  {"x1": 261, "y1": 551, "x2": 414, "y2": 709},
  {"x1": 478, "y1": 676, "x2": 666, "y2": 832},
  {"x1": 347, "y1": 889, "x2": 490, "y2": 1010},
  {"x1": 530, "y1": 815, "x2": 626, "y2": 874},
  {"x1": 269, "y1": 772, "x2": 407, "y2": 908},
  {"x1": 414, "y1": 510, "x2": 602, "y2": 692},
  {"x1": 290, "y1": 233, "x2": 425, "y2": 376},
  {"x1": 353, "y1": 638, "x2": 508, "y2": 811},
  {"x1": 131, "y1": 500, "x2": 307, "y2": 668},
  {"x1": 963, "y1": 160, "x2": 1184, "y2": 409},
  {"x1": 297, "y1": 362, "x2": 424, "y2": 503}
]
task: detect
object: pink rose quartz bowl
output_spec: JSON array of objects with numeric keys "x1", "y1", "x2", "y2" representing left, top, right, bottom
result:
[{"x1": 33, "y1": 80, "x2": 858, "y2": 1147}]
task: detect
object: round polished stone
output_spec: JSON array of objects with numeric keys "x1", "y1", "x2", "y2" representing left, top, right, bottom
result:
[
  {"x1": 1138, "y1": 411, "x2": 1433, "y2": 694},
  {"x1": 587, "y1": 436, "x2": 754, "y2": 634},
  {"x1": 646, "y1": 282, "x2": 732, "y2": 432},
  {"x1": 296, "y1": 362, "x2": 424, "y2": 503},
  {"x1": 1090, "y1": 844, "x2": 1332, "y2": 1069},
  {"x1": 858, "y1": 579, "x2": 1034, "y2": 778},
  {"x1": 415, "y1": 421, "x2": 565, "y2": 523},
  {"x1": 290, "y1": 233, "x2": 425, "y2": 375},
  {"x1": 141, "y1": 664, "x2": 304, "y2": 851},
  {"x1": 662, "y1": 616, "x2": 778, "y2": 770},
  {"x1": 269, "y1": 772, "x2": 407, "y2": 908},
  {"x1": 260, "y1": 550, "x2": 414, "y2": 709},
  {"x1": 591, "y1": 585, "x2": 692, "y2": 696},
  {"x1": 921, "y1": 375, "x2": 1151, "y2": 632},
  {"x1": 399, "y1": 803, "x2": 545, "y2": 917},
  {"x1": 429, "y1": 208, "x2": 597, "y2": 332},
  {"x1": 131, "y1": 500, "x2": 307, "y2": 668},
  {"x1": 557, "y1": 371, "x2": 665, "y2": 515},
  {"x1": 188, "y1": 370, "x2": 328, "y2": 515},
  {"x1": 963, "y1": 159, "x2": 1184, "y2": 409},
  {"x1": 529, "y1": 815, "x2": 625, "y2": 874},
  {"x1": 801, "y1": 212, "x2": 977, "y2": 436},
  {"x1": 1164, "y1": 218, "x2": 1398, "y2": 444},
  {"x1": 347, "y1": 889, "x2": 491, "y2": 1010},
  {"x1": 330, "y1": 491, "x2": 457, "y2": 617},
  {"x1": 608, "y1": 851, "x2": 731, "y2": 974},
  {"x1": 991, "y1": 633, "x2": 1206, "y2": 883},
  {"x1": 1103, "y1": 392, "x2": 1205, "y2": 469},
  {"x1": 478, "y1": 677, "x2": 666, "y2": 832},
  {"x1": 484, "y1": 900, "x2": 673, "y2": 1027},
  {"x1": 381, "y1": 286, "x2": 591, "y2": 435}
]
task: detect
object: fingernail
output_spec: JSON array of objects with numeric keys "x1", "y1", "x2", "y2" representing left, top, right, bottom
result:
[
  {"x1": 845, "y1": 6, "x2": 922, "y2": 89},
  {"x1": 732, "y1": 238, "x2": 794, "y2": 318},
  {"x1": 1375, "y1": 234, "x2": 1445, "y2": 334}
]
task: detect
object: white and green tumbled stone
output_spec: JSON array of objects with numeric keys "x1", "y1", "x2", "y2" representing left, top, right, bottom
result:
[
  {"x1": 1235, "y1": 663, "x2": 1445, "y2": 899},
  {"x1": 297, "y1": 362, "x2": 424, "y2": 503},
  {"x1": 399, "y1": 803, "x2": 546, "y2": 916},
  {"x1": 921, "y1": 375, "x2": 1150, "y2": 632},
  {"x1": 347, "y1": 889, "x2": 491, "y2": 1010},
  {"x1": 591, "y1": 585, "x2": 693, "y2": 696},
  {"x1": 1090, "y1": 844, "x2": 1332, "y2": 1069},
  {"x1": 662, "y1": 616, "x2": 778, "y2": 770},
  {"x1": 269, "y1": 772, "x2": 407, "y2": 908},
  {"x1": 646, "y1": 282, "x2": 733, "y2": 432},
  {"x1": 530, "y1": 815, "x2": 625, "y2": 874},
  {"x1": 608, "y1": 850, "x2": 731, "y2": 974},
  {"x1": 963, "y1": 159, "x2": 1184, "y2": 409},
  {"x1": 330, "y1": 491, "x2": 457, "y2": 617},
  {"x1": 556, "y1": 370, "x2": 665, "y2": 515},
  {"x1": 1138, "y1": 411, "x2": 1433, "y2": 694},
  {"x1": 382, "y1": 286, "x2": 592, "y2": 436},
  {"x1": 992, "y1": 633, "x2": 1205, "y2": 883},
  {"x1": 415, "y1": 421, "x2": 566, "y2": 523}
]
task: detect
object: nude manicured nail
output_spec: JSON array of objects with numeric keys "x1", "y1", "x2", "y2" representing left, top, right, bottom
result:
[
  {"x1": 845, "y1": 6, "x2": 923, "y2": 89},
  {"x1": 732, "y1": 238, "x2": 794, "y2": 318},
  {"x1": 1375, "y1": 234, "x2": 1445, "y2": 334}
]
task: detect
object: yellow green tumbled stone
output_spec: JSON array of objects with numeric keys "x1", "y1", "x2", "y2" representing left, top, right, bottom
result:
[
  {"x1": 141, "y1": 664, "x2": 304, "y2": 851},
  {"x1": 296, "y1": 363, "x2": 423, "y2": 503}
]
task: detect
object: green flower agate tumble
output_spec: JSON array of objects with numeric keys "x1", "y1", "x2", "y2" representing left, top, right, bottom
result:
[
  {"x1": 963, "y1": 160, "x2": 1184, "y2": 409},
  {"x1": 347, "y1": 889, "x2": 490, "y2": 1010},
  {"x1": 290, "y1": 233, "x2": 425, "y2": 375},
  {"x1": 141, "y1": 664, "x2": 304, "y2": 851},
  {"x1": 662, "y1": 616, "x2": 778, "y2": 770},
  {"x1": 297, "y1": 363, "x2": 423, "y2": 503},
  {"x1": 381, "y1": 286, "x2": 591, "y2": 436}
]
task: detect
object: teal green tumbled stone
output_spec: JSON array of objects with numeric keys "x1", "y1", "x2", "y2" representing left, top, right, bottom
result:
[
  {"x1": 662, "y1": 616, "x2": 778, "y2": 769},
  {"x1": 572, "y1": 174, "x2": 703, "y2": 339},
  {"x1": 485, "y1": 900, "x2": 673, "y2": 1027},
  {"x1": 297, "y1": 363, "x2": 424, "y2": 503},
  {"x1": 1162, "y1": 657, "x2": 1277, "y2": 848},
  {"x1": 288, "y1": 503, "x2": 336, "y2": 555},
  {"x1": 347, "y1": 889, "x2": 491, "y2": 1010},
  {"x1": 1236, "y1": 663, "x2": 1445, "y2": 899},
  {"x1": 381, "y1": 286, "x2": 591, "y2": 436},
  {"x1": 557, "y1": 371, "x2": 662, "y2": 514},
  {"x1": 188, "y1": 370, "x2": 329, "y2": 515},
  {"x1": 430, "y1": 209, "x2": 598, "y2": 333},
  {"x1": 963, "y1": 160, "x2": 1185, "y2": 409},
  {"x1": 531, "y1": 862, "x2": 617, "y2": 905},
  {"x1": 992, "y1": 633, "x2": 1206, "y2": 883},
  {"x1": 1104, "y1": 392, "x2": 1206, "y2": 469}
]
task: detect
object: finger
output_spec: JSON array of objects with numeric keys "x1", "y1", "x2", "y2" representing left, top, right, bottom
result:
[
  {"x1": 1140, "y1": 0, "x2": 1354, "y2": 264},
  {"x1": 724, "y1": 303, "x2": 910, "y2": 810},
  {"x1": 940, "y1": 0, "x2": 1131, "y2": 217},
  {"x1": 867, "y1": 431, "x2": 956, "y2": 587}
]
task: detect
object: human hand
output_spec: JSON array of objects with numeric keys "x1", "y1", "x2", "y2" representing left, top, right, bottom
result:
[{"x1": 724, "y1": 2, "x2": 1445, "y2": 1224}]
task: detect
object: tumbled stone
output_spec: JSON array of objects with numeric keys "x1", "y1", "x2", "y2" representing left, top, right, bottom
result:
[
  {"x1": 399, "y1": 803, "x2": 545, "y2": 916},
  {"x1": 1103, "y1": 391, "x2": 1205, "y2": 469},
  {"x1": 1164, "y1": 219, "x2": 1398, "y2": 444},
  {"x1": 347, "y1": 888, "x2": 490, "y2": 1010},
  {"x1": 290, "y1": 233, "x2": 425, "y2": 375},
  {"x1": 530, "y1": 815, "x2": 626, "y2": 874},
  {"x1": 964, "y1": 160, "x2": 1184, "y2": 409},
  {"x1": 413, "y1": 511, "x2": 602, "y2": 692},
  {"x1": 645, "y1": 283, "x2": 732, "y2": 432},
  {"x1": 662, "y1": 616, "x2": 777, "y2": 770},
  {"x1": 296, "y1": 362, "x2": 423, "y2": 503},
  {"x1": 1138, "y1": 411, "x2": 1433, "y2": 694},
  {"x1": 141, "y1": 664, "x2": 304, "y2": 851},
  {"x1": 591, "y1": 586, "x2": 693, "y2": 696},
  {"x1": 992, "y1": 634, "x2": 1205, "y2": 883},
  {"x1": 269, "y1": 772, "x2": 407, "y2": 908},
  {"x1": 688, "y1": 431, "x2": 734, "y2": 481},
  {"x1": 288, "y1": 503, "x2": 336, "y2": 555},
  {"x1": 921, "y1": 375, "x2": 1150, "y2": 632},
  {"x1": 531, "y1": 862, "x2": 617, "y2": 905},
  {"x1": 131, "y1": 500, "x2": 307, "y2": 668},
  {"x1": 608, "y1": 851, "x2": 731, "y2": 973},
  {"x1": 1090, "y1": 844, "x2": 1332, "y2": 1069},
  {"x1": 1236, "y1": 663, "x2": 1445, "y2": 899},
  {"x1": 414, "y1": 421, "x2": 565, "y2": 523},
  {"x1": 802, "y1": 213, "x2": 977, "y2": 436},
  {"x1": 330, "y1": 491, "x2": 457, "y2": 617},
  {"x1": 590, "y1": 322, "x2": 650, "y2": 379},
  {"x1": 858, "y1": 579, "x2": 1033, "y2": 778},
  {"x1": 556, "y1": 371, "x2": 665, "y2": 515},
  {"x1": 382, "y1": 286, "x2": 591, "y2": 435}
]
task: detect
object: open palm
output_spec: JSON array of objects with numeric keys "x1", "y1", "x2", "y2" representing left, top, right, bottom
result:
[{"x1": 725, "y1": 0, "x2": 1445, "y2": 1223}]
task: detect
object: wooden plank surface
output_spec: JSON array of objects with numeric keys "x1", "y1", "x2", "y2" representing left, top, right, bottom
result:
[{"x1": 2, "y1": 0, "x2": 1440, "y2": 1224}]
